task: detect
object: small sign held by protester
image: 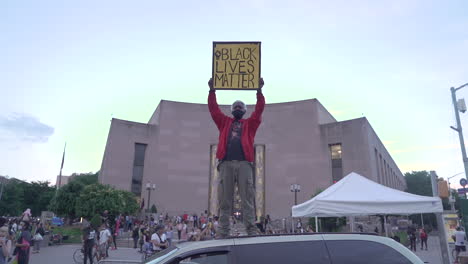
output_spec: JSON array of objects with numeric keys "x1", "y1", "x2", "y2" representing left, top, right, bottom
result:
[{"x1": 212, "y1": 41, "x2": 261, "y2": 90}]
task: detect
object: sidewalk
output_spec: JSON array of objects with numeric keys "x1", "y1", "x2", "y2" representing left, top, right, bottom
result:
[
  {"x1": 30, "y1": 244, "x2": 141, "y2": 264},
  {"x1": 413, "y1": 235, "x2": 443, "y2": 264}
]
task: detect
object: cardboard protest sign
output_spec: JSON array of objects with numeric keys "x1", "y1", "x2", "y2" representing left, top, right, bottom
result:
[{"x1": 212, "y1": 41, "x2": 261, "y2": 90}]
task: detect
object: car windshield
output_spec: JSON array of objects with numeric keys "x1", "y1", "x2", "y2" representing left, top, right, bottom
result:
[{"x1": 145, "y1": 246, "x2": 179, "y2": 264}]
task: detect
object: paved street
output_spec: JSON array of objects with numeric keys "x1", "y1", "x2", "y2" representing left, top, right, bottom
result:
[{"x1": 30, "y1": 244, "x2": 142, "y2": 264}]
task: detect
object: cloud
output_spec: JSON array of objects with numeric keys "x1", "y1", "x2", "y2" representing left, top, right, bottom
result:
[{"x1": 0, "y1": 113, "x2": 54, "y2": 143}]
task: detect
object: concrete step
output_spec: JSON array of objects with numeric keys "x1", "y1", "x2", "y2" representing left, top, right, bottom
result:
[{"x1": 115, "y1": 239, "x2": 134, "y2": 248}]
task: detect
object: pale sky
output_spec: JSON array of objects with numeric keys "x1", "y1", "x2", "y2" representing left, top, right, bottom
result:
[{"x1": 1, "y1": 0, "x2": 468, "y2": 187}]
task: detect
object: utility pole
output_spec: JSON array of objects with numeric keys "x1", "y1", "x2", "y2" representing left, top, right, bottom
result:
[
  {"x1": 450, "y1": 83, "x2": 468, "y2": 182},
  {"x1": 431, "y1": 171, "x2": 450, "y2": 264}
]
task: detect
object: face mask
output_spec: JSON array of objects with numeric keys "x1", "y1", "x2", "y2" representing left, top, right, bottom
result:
[{"x1": 232, "y1": 109, "x2": 245, "y2": 119}]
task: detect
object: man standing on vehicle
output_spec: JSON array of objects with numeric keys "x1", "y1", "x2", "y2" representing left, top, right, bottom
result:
[{"x1": 208, "y1": 78, "x2": 265, "y2": 238}]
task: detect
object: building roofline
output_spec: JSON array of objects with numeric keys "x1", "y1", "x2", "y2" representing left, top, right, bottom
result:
[
  {"x1": 111, "y1": 118, "x2": 150, "y2": 127},
  {"x1": 321, "y1": 117, "x2": 404, "y2": 177},
  {"x1": 157, "y1": 98, "x2": 321, "y2": 107}
]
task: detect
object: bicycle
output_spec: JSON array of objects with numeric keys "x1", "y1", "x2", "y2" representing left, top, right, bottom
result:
[{"x1": 73, "y1": 245, "x2": 99, "y2": 264}]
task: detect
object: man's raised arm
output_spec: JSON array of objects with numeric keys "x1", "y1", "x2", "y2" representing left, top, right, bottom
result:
[
  {"x1": 208, "y1": 78, "x2": 227, "y2": 128},
  {"x1": 249, "y1": 78, "x2": 265, "y2": 123}
]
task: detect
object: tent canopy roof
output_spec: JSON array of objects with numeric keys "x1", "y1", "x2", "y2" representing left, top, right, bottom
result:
[{"x1": 292, "y1": 172, "x2": 443, "y2": 217}]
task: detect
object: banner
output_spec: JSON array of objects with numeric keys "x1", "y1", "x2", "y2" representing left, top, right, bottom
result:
[{"x1": 212, "y1": 41, "x2": 261, "y2": 90}]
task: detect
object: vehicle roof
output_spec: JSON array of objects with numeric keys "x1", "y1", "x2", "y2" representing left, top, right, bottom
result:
[
  {"x1": 170, "y1": 233, "x2": 422, "y2": 264},
  {"x1": 175, "y1": 233, "x2": 377, "y2": 251}
]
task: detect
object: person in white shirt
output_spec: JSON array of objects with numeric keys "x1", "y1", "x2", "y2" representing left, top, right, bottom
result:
[
  {"x1": 98, "y1": 224, "x2": 112, "y2": 259},
  {"x1": 165, "y1": 226, "x2": 173, "y2": 247},
  {"x1": 453, "y1": 226, "x2": 467, "y2": 262},
  {"x1": 11, "y1": 221, "x2": 17, "y2": 234},
  {"x1": 151, "y1": 225, "x2": 168, "y2": 252}
]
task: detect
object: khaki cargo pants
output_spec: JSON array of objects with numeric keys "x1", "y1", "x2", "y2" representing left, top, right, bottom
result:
[{"x1": 217, "y1": 160, "x2": 256, "y2": 237}]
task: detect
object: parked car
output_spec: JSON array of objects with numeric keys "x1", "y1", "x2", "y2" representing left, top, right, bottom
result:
[{"x1": 143, "y1": 233, "x2": 424, "y2": 264}]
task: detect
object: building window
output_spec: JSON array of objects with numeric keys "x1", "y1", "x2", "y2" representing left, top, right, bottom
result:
[
  {"x1": 379, "y1": 154, "x2": 384, "y2": 185},
  {"x1": 383, "y1": 160, "x2": 387, "y2": 186},
  {"x1": 329, "y1": 144, "x2": 343, "y2": 182},
  {"x1": 131, "y1": 143, "x2": 147, "y2": 196},
  {"x1": 375, "y1": 149, "x2": 381, "y2": 183}
]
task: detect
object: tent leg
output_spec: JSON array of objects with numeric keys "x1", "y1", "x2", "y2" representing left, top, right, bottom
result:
[
  {"x1": 315, "y1": 217, "x2": 319, "y2": 232},
  {"x1": 350, "y1": 216, "x2": 354, "y2": 232},
  {"x1": 384, "y1": 215, "x2": 388, "y2": 237},
  {"x1": 421, "y1": 213, "x2": 424, "y2": 228}
]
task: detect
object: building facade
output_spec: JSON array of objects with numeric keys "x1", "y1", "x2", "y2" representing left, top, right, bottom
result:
[{"x1": 99, "y1": 98, "x2": 405, "y2": 218}]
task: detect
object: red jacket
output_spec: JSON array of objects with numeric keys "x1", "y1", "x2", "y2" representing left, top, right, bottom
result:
[{"x1": 208, "y1": 90, "x2": 265, "y2": 162}]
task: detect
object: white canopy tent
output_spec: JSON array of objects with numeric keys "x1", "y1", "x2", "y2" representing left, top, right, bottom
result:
[{"x1": 292, "y1": 172, "x2": 443, "y2": 234}]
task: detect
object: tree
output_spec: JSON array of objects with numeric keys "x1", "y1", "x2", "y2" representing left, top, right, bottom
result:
[
  {"x1": 404, "y1": 171, "x2": 437, "y2": 229},
  {"x1": 90, "y1": 214, "x2": 102, "y2": 229},
  {"x1": 150, "y1": 204, "x2": 157, "y2": 214},
  {"x1": 48, "y1": 172, "x2": 100, "y2": 219},
  {"x1": 0, "y1": 179, "x2": 55, "y2": 216},
  {"x1": 24, "y1": 181, "x2": 55, "y2": 216},
  {"x1": 0, "y1": 179, "x2": 25, "y2": 216},
  {"x1": 75, "y1": 184, "x2": 139, "y2": 219},
  {"x1": 405, "y1": 171, "x2": 433, "y2": 196},
  {"x1": 71, "y1": 172, "x2": 98, "y2": 186},
  {"x1": 49, "y1": 180, "x2": 85, "y2": 220}
]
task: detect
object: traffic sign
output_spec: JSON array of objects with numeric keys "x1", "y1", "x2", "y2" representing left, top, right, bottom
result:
[{"x1": 460, "y1": 178, "x2": 468, "y2": 187}]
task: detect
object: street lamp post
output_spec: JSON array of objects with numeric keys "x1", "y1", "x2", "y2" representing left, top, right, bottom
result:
[
  {"x1": 146, "y1": 183, "x2": 156, "y2": 213},
  {"x1": 450, "y1": 83, "x2": 468, "y2": 183},
  {"x1": 290, "y1": 184, "x2": 301, "y2": 205},
  {"x1": 290, "y1": 184, "x2": 301, "y2": 233}
]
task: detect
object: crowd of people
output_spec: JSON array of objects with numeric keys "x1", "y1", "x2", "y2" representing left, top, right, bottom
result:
[
  {"x1": 405, "y1": 226, "x2": 429, "y2": 252},
  {"x1": 78, "y1": 210, "x2": 287, "y2": 261},
  {"x1": 0, "y1": 209, "x2": 46, "y2": 264}
]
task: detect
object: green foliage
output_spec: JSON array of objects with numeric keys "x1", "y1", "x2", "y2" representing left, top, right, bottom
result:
[
  {"x1": 49, "y1": 180, "x2": 85, "y2": 219},
  {"x1": 71, "y1": 172, "x2": 98, "y2": 186},
  {"x1": 0, "y1": 179, "x2": 55, "y2": 216},
  {"x1": 151, "y1": 204, "x2": 157, "y2": 214},
  {"x1": 404, "y1": 171, "x2": 438, "y2": 229},
  {"x1": 90, "y1": 214, "x2": 102, "y2": 229},
  {"x1": 49, "y1": 172, "x2": 99, "y2": 219},
  {"x1": 404, "y1": 171, "x2": 433, "y2": 196},
  {"x1": 52, "y1": 226, "x2": 82, "y2": 243},
  {"x1": 75, "y1": 184, "x2": 139, "y2": 219}
]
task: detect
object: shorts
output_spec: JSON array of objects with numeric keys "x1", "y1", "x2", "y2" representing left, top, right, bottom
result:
[{"x1": 456, "y1": 245, "x2": 466, "y2": 252}]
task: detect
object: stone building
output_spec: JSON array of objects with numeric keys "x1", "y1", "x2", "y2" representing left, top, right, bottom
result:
[{"x1": 99, "y1": 98, "x2": 405, "y2": 218}]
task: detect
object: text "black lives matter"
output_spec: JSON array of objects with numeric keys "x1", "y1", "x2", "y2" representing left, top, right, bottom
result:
[{"x1": 214, "y1": 47, "x2": 258, "y2": 89}]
